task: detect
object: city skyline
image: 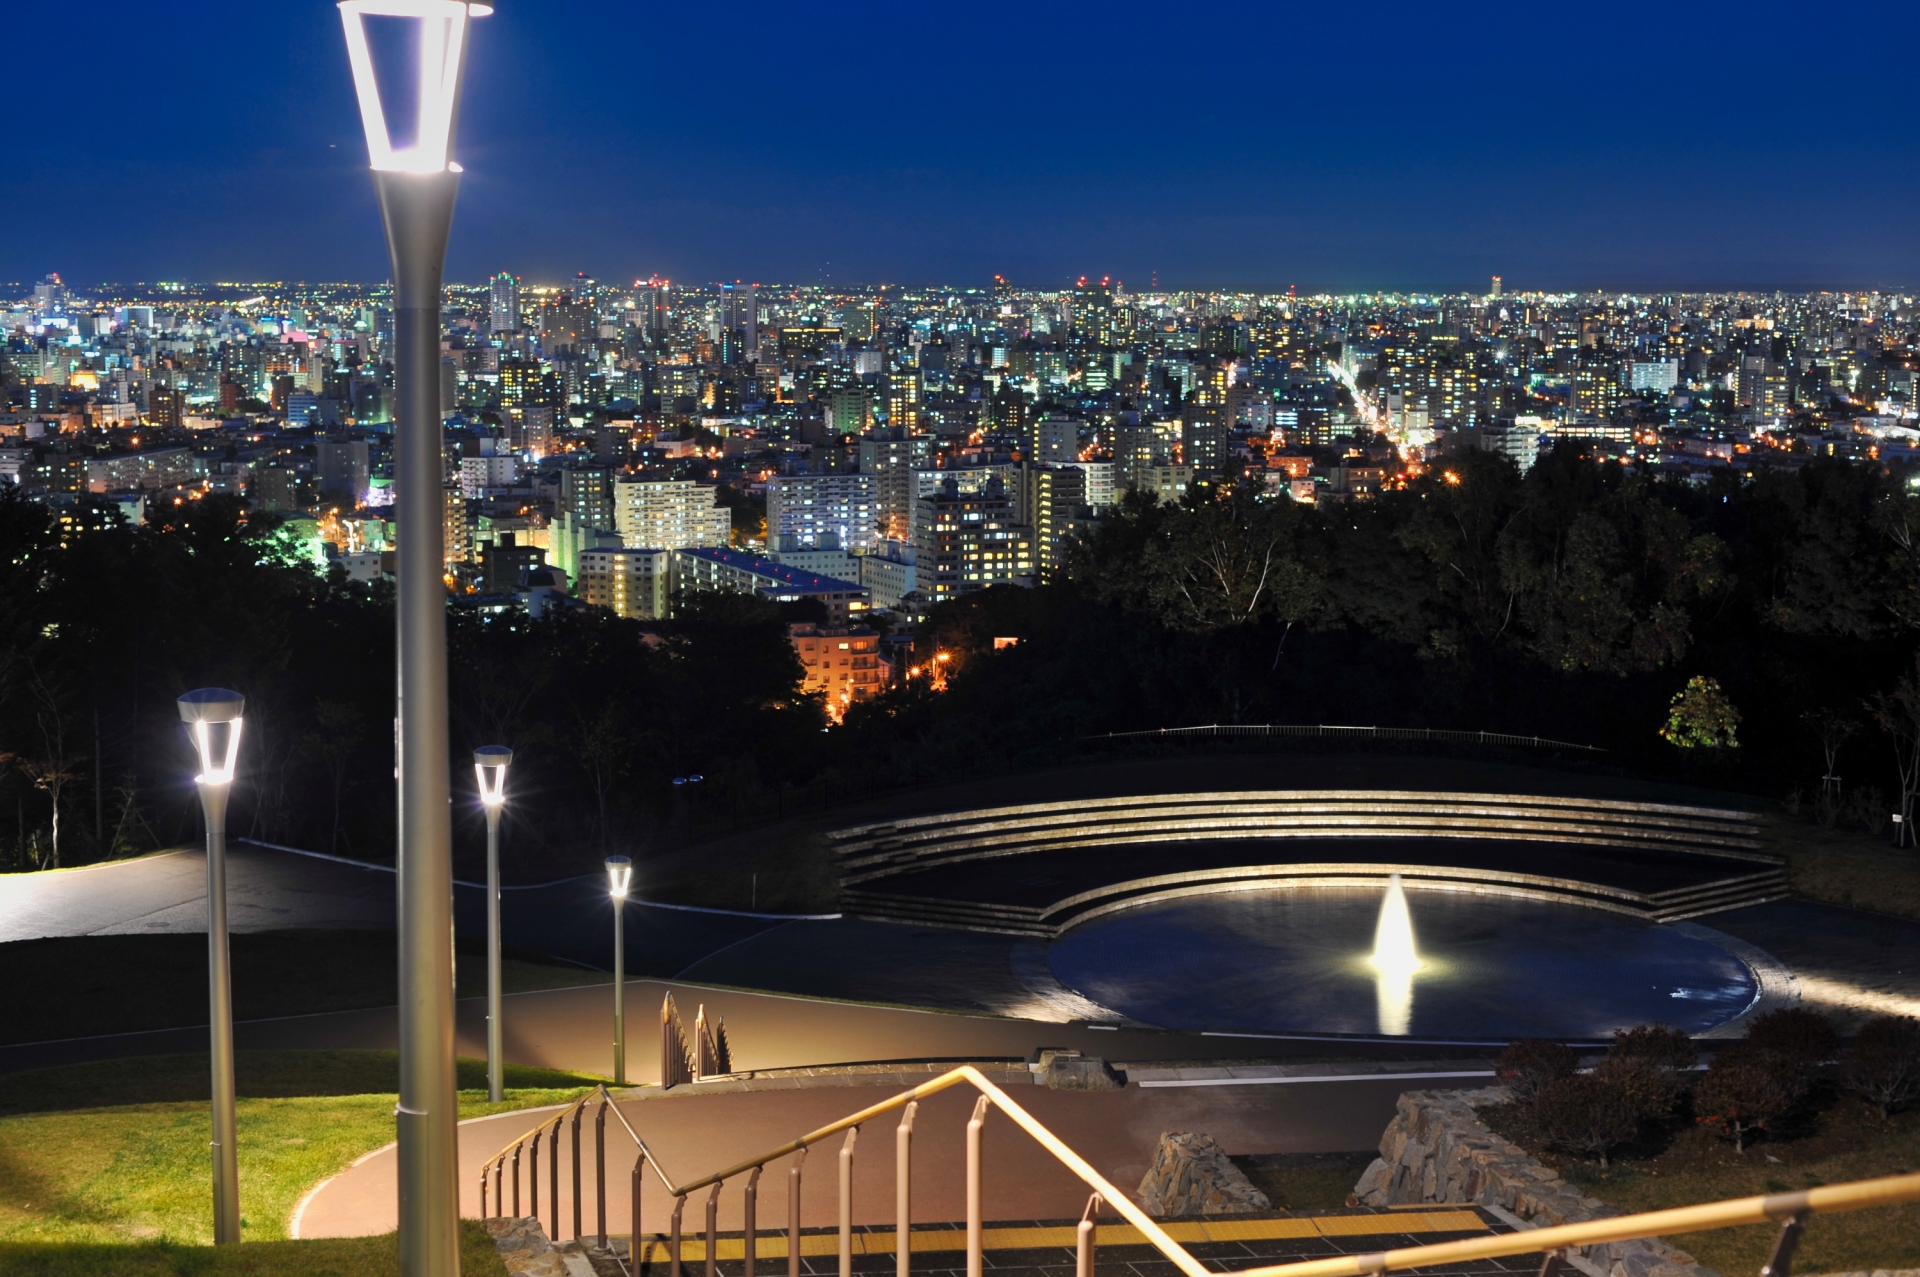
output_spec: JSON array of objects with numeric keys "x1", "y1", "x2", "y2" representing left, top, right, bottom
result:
[{"x1": 8, "y1": 0, "x2": 1919, "y2": 292}]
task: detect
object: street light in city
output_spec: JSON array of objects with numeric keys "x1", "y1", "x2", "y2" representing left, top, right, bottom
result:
[
  {"x1": 337, "y1": 4, "x2": 488, "y2": 1275},
  {"x1": 178, "y1": 687, "x2": 245, "y2": 1245},
  {"x1": 605, "y1": 855, "x2": 633, "y2": 1085},
  {"x1": 474, "y1": 746, "x2": 512, "y2": 1103}
]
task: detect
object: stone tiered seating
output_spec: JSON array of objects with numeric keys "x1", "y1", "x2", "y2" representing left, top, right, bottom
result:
[{"x1": 830, "y1": 791, "x2": 1784, "y2": 936}]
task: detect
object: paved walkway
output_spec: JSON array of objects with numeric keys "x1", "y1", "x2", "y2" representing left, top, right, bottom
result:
[{"x1": 295, "y1": 1074, "x2": 1456, "y2": 1239}]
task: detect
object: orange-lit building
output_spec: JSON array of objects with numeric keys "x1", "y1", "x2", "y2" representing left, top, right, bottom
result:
[{"x1": 789, "y1": 623, "x2": 885, "y2": 719}]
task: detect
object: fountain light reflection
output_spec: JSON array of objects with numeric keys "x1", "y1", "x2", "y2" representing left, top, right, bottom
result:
[{"x1": 1369, "y1": 873, "x2": 1423, "y2": 1035}]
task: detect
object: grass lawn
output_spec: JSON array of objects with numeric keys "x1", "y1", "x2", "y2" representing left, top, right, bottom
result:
[
  {"x1": 1755, "y1": 811, "x2": 1920, "y2": 922},
  {"x1": 0, "y1": 1050, "x2": 601, "y2": 1248},
  {"x1": 0, "y1": 931, "x2": 610, "y2": 1046},
  {"x1": 1481, "y1": 1090, "x2": 1920, "y2": 1276},
  {"x1": 0, "y1": 1218, "x2": 509, "y2": 1276}
]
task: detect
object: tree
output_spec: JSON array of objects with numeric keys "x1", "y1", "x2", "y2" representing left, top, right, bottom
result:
[
  {"x1": 1496, "y1": 1038, "x2": 1580, "y2": 1105},
  {"x1": 19, "y1": 669, "x2": 83, "y2": 868},
  {"x1": 1694, "y1": 1047, "x2": 1794, "y2": 1154},
  {"x1": 1840, "y1": 1015, "x2": 1920, "y2": 1122},
  {"x1": 1868, "y1": 653, "x2": 1920, "y2": 845},
  {"x1": 302, "y1": 699, "x2": 367, "y2": 854},
  {"x1": 1533, "y1": 1073, "x2": 1640, "y2": 1167},
  {"x1": 1801, "y1": 708, "x2": 1858, "y2": 802},
  {"x1": 1661, "y1": 675, "x2": 1740, "y2": 750}
]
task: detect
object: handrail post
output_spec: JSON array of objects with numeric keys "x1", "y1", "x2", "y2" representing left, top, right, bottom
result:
[
  {"x1": 706, "y1": 1181, "x2": 724, "y2": 1277},
  {"x1": 550, "y1": 1115, "x2": 562, "y2": 1240},
  {"x1": 745, "y1": 1165, "x2": 762, "y2": 1277},
  {"x1": 670, "y1": 1194, "x2": 686, "y2": 1277},
  {"x1": 1078, "y1": 1192, "x2": 1102, "y2": 1277},
  {"x1": 597, "y1": 1097, "x2": 609, "y2": 1250},
  {"x1": 839, "y1": 1126, "x2": 859, "y2": 1277},
  {"x1": 632, "y1": 1152, "x2": 646, "y2": 1272},
  {"x1": 788, "y1": 1146, "x2": 806, "y2": 1277},
  {"x1": 529, "y1": 1136, "x2": 538, "y2": 1220},
  {"x1": 966, "y1": 1096, "x2": 988, "y2": 1277},
  {"x1": 495, "y1": 1156, "x2": 504, "y2": 1222},
  {"x1": 573, "y1": 1103, "x2": 585, "y2": 1242},
  {"x1": 896, "y1": 1101, "x2": 917, "y2": 1277},
  {"x1": 481, "y1": 1165, "x2": 489, "y2": 1220}
]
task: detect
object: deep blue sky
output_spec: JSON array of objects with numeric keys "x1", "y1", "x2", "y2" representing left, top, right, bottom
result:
[{"x1": 9, "y1": 1, "x2": 1918, "y2": 294}]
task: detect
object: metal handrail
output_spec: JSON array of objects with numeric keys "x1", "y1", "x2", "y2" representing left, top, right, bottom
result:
[
  {"x1": 1091, "y1": 724, "x2": 1605, "y2": 752},
  {"x1": 478, "y1": 1064, "x2": 1920, "y2": 1277}
]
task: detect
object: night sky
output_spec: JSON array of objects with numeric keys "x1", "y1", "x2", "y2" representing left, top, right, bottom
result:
[{"x1": 9, "y1": 0, "x2": 1917, "y2": 293}]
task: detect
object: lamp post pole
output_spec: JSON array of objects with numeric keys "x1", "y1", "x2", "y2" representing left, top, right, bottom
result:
[
  {"x1": 606, "y1": 856, "x2": 632, "y2": 1085},
  {"x1": 336, "y1": 6, "x2": 488, "y2": 1275},
  {"x1": 475, "y1": 747, "x2": 512, "y2": 1103},
  {"x1": 179, "y1": 688, "x2": 245, "y2": 1246}
]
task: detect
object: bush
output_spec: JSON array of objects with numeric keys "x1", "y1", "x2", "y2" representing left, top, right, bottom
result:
[
  {"x1": 1694, "y1": 1045, "x2": 1795, "y2": 1153},
  {"x1": 1746, "y1": 1007, "x2": 1841, "y2": 1094},
  {"x1": 1841, "y1": 1015, "x2": 1920, "y2": 1121},
  {"x1": 1597, "y1": 1023, "x2": 1698, "y2": 1121},
  {"x1": 1533, "y1": 1073, "x2": 1641, "y2": 1167},
  {"x1": 1497, "y1": 1038, "x2": 1580, "y2": 1105},
  {"x1": 1840, "y1": 785, "x2": 1891, "y2": 836}
]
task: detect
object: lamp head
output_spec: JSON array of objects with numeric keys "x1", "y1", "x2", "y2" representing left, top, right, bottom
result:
[
  {"x1": 337, "y1": 0, "x2": 490, "y2": 174},
  {"x1": 605, "y1": 855, "x2": 633, "y2": 899},
  {"x1": 474, "y1": 744, "x2": 512, "y2": 807},
  {"x1": 177, "y1": 688, "x2": 245, "y2": 786}
]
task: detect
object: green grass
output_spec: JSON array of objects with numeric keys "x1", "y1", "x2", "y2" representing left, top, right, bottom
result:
[
  {"x1": 0, "y1": 931, "x2": 610, "y2": 1046},
  {"x1": 1482, "y1": 1091, "x2": 1920, "y2": 1275},
  {"x1": 0, "y1": 1218, "x2": 509, "y2": 1276},
  {"x1": 1233, "y1": 1152, "x2": 1378, "y2": 1212},
  {"x1": 0, "y1": 1051, "x2": 601, "y2": 1248}
]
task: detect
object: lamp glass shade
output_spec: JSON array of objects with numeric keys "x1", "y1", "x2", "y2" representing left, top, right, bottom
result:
[
  {"x1": 337, "y1": 0, "x2": 478, "y2": 173},
  {"x1": 605, "y1": 856, "x2": 633, "y2": 899},
  {"x1": 474, "y1": 745, "x2": 512, "y2": 806}
]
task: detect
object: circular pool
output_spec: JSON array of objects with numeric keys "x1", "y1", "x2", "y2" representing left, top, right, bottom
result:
[{"x1": 1045, "y1": 885, "x2": 1758, "y2": 1039}]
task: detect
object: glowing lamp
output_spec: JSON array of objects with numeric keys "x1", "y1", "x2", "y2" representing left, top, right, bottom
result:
[
  {"x1": 605, "y1": 855, "x2": 633, "y2": 899},
  {"x1": 177, "y1": 688, "x2": 245, "y2": 786},
  {"x1": 474, "y1": 745, "x2": 512, "y2": 807},
  {"x1": 337, "y1": 0, "x2": 490, "y2": 174}
]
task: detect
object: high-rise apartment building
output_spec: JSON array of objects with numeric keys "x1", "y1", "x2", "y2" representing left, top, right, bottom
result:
[
  {"x1": 488, "y1": 273, "x2": 520, "y2": 334},
  {"x1": 767, "y1": 473, "x2": 879, "y2": 552},
  {"x1": 612, "y1": 478, "x2": 732, "y2": 550},
  {"x1": 911, "y1": 477, "x2": 1036, "y2": 603},
  {"x1": 1016, "y1": 463, "x2": 1089, "y2": 573},
  {"x1": 857, "y1": 430, "x2": 932, "y2": 541},
  {"x1": 577, "y1": 547, "x2": 670, "y2": 619},
  {"x1": 444, "y1": 484, "x2": 471, "y2": 569}
]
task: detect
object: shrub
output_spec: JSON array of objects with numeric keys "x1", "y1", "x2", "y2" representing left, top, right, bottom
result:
[
  {"x1": 1841, "y1": 1015, "x2": 1920, "y2": 1121},
  {"x1": 1661, "y1": 676, "x2": 1740, "y2": 749},
  {"x1": 1533, "y1": 1073, "x2": 1641, "y2": 1167},
  {"x1": 1610, "y1": 1023, "x2": 1697, "y2": 1072},
  {"x1": 1694, "y1": 1046, "x2": 1794, "y2": 1153},
  {"x1": 1745, "y1": 1007, "x2": 1841, "y2": 1088},
  {"x1": 1840, "y1": 785, "x2": 1890, "y2": 836},
  {"x1": 1497, "y1": 1038, "x2": 1580, "y2": 1105}
]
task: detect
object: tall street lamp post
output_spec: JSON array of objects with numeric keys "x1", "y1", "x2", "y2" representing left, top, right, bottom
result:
[
  {"x1": 178, "y1": 688, "x2": 245, "y2": 1245},
  {"x1": 474, "y1": 746, "x2": 512, "y2": 1103},
  {"x1": 605, "y1": 856, "x2": 633, "y2": 1085},
  {"x1": 337, "y1": 5, "x2": 489, "y2": 1275}
]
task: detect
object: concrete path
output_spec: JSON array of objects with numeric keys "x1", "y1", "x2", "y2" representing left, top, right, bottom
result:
[{"x1": 295, "y1": 1074, "x2": 1442, "y2": 1239}]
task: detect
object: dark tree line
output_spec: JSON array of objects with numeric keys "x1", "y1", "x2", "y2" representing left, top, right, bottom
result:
[{"x1": 7, "y1": 444, "x2": 1920, "y2": 882}]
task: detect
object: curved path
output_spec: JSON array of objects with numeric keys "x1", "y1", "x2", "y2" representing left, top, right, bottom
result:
[{"x1": 295, "y1": 1073, "x2": 1455, "y2": 1239}]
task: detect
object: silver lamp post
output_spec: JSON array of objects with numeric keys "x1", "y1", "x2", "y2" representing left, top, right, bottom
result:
[
  {"x1": 605, "y1": 856, "x2": 633, "y2": 1085},
  {"x1": 474, "y1": 746, "x2": 512, "y2": 1103},
  {"x1": 178, "y1": 687, "x2": 245, "y2": 1246},
  {"x1": 337, "y1": 5, "x2": 489, "y2": 1275}
]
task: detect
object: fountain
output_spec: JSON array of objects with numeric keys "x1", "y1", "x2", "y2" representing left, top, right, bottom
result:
[{"x1": 1368, "y1": 873, "x2": 1422, "y2": 1035}]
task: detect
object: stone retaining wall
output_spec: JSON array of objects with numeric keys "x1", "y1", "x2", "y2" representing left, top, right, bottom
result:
[{"x1": 1352, "y1": 1088, "x2": 1721, "y2": 1277}]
